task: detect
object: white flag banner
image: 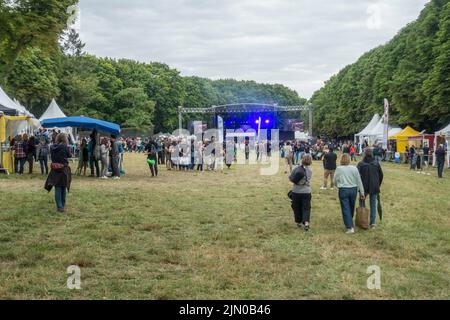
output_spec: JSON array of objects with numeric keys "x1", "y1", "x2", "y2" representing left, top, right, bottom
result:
[
  {"x1": 383, "y1": 98, "x2": 390, "y2": 149},
  {"x1": 217, "y1": 116, "x2": 224, "y2": 144}
]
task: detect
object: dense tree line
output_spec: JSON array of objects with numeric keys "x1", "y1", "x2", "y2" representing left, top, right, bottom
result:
[
  {"x1": 311, "y1": 0, "x2": 450, "y2": 137},
  {"x1": 1, "y1": 1, "x2": 305, "y2": 133}
]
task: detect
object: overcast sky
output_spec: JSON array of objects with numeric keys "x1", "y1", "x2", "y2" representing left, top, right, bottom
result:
[{"x1": 77, "y1": 0, "x2": 429, "y2": 99}]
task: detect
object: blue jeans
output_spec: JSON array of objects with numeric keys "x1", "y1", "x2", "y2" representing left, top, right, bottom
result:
[
  {"x1": 55, "y1": 186, "x2": 67, "y2": 210},
  {"x1": 365, "y1": 193, "x2": 378, "y2": 225},
  {"x1": 437, "y1": 160, "x2": 444, "y2": 178},
  {"x1": 339, "y1": 187, "x2": 357, "y2": 229}
]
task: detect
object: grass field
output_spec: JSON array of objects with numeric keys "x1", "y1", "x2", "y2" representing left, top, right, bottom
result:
[{"x1": 0, "y1": 152, "x2": 449, "y2": 300}]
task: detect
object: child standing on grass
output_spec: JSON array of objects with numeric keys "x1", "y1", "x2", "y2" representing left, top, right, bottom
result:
[{"x1": 289, "y1": 154, "x2": 313, "y2": 231}]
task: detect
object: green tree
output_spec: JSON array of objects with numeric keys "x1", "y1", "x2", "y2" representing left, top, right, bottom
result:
[{"x1": 0, "y1": 0, "x2": 77, "y2": 82}]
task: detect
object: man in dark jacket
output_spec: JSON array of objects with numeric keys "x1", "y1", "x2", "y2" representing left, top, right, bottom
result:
[
  {"x1": 435, "y1": 144, "x2": 446, "y2": 178},
  {"x1": 321, "y1": 148, "x2": 337, "y2": 190},
  {"x1": 358, "y1": 148, "x2": 384, "y2": 228}
]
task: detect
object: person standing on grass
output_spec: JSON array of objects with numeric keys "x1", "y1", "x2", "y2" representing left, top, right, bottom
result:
[
  {"x1": 45, "y1": 133, "x2": 72, "y2": 213},
  {"x1": 110, "y1": 135, "x2": 121, "y2": 180},
  {"x1": 422, "y1": 144, "x2": 430, "y2": 169},
  {"x1": 409, "y1": 145, "x2": 416, "y2": 169},
  {"x1": 289, "y1": 154, "x2": 313, "y2": 231},
  {"x1": 350, "y1": 144, "x2": 357, "y2": 162},
  {"x1": 283, "y1": 141, "x2": 294, "y2": 173},
  {"x1": 334, "y1": 154, "x2": 365, "y2": 234},
  {"x1": 37, "y1": 137, "x2": 49, "y2": 175},
  {"x1": 26, "y1": 136, "x2": 36, "y2": 174},
  {"x1": 357, "y1": 148, "x2": 384, "y2": 229},
  {"x1": 373, "y1": 144, "x2": 383, "y2": 164},
  {"x1": 321, "y1": 147, "x2": 337, "y2": 190},
  {"x1": 100, "y1": 137, "x2": 109, "y2": 179},
  {"x1": 435, "y1": 144, "x2": 446, "y2": 178},
  {"x1": 12, "y1": 135, "x2": 27, "y2": 175},
  {"x1": 145, "y1": 139, "x2": 158, "y2": 177},
  {"x1": 88, "y1": 132, "x2": 100, "y2": 178},
  {"x1": 76, "y1": 138, "x2": 89, "y2": 176}
]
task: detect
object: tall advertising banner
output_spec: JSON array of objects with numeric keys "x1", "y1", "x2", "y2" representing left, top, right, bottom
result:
[{"x1": 383, "y1": 98, "x2": 390, "y2": 149}]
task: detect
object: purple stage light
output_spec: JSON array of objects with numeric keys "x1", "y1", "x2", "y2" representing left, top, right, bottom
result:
[{"x1": 265, "y1": 120, "x2": 270, "y2": 124}]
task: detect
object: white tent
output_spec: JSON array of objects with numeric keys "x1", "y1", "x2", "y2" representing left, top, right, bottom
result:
[
  {"x1": 39, "y1": 99, "x2": 66, "y2": 121},
  {"x1": 0, "y1": 86, "x2": 39, "y2": 135},
  {"x1": 40, "y1": 99, "x2": 75, "y2": 142},
  {"x1": 433, "y1": 123, "x2": 450, "y2": 168},
  {"x1": 0, "y1": 86, "x2": 29, "y2": 116},
  {"x1": 366, "y1": 118, "x2": 402, "y2": 146},
  {"x1": 355, "y1": 114, "x2": 381, "y2": 143}
]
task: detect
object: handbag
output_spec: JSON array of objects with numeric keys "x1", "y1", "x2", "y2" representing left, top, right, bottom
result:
[
  {"x1": 287, "y1": 191, "x2": 293, "y2": 200},
  {"x1": 356, "y1": 200, "x2": 370, "y2": 230}
]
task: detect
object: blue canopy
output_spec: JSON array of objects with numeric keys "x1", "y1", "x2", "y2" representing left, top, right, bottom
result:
[{"x1": 41, "y1": 116, "x2": 121, "y2": 135}]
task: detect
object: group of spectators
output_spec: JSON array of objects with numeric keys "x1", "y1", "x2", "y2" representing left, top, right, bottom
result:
[
  {"x1": 289, "y1": 147, "x2": 384, "y2": 234},
  {"x1": 75, "y1": 131, "x2": 124, "y2": 180},
  {"x1": 10, "y1": 128, "x2": 66, "y2": 175},
  {"x1": 280, "y1": 140, "x2": 359, "y2": 174}
]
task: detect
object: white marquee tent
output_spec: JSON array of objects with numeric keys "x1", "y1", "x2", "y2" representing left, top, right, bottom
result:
[
  {"x1": 366, "y1": 119, "x2": 402, "y2": 146},
  {"x1": 355, "y1": 114, "x2": 381, "y2": 144},
  {"x1": 39, "y1": 99, "x2": 75, "y2": 142},
  {"x1": 40, "y1": 99, "x2": 67, "y2": 121},
  {"x1": 0, "y1": 86, "x2": 30, "y2": 116},
  {"x1": 433, "y1": 123, "x2": 450, "y2": 167}
]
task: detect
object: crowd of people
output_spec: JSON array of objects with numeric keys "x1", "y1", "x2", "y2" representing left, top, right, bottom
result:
[{"x1": 6, "y1": 129, "x2": 447, "y2": 218}]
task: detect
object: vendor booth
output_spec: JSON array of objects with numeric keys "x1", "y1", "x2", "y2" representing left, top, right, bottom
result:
[
  {"x1": 388, "y1": 126, "x2": 421, "y2": 153},
  {"x1": 0, "y1": 115, "x2": 37, "y2": 174}
]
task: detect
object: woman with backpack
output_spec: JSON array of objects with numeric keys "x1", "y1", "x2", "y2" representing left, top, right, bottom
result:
[{"x1": 289, "y1": 154, "x2": 313, "y2": 231}]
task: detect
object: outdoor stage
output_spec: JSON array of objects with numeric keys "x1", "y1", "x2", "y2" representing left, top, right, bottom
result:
[{"x1": 178, "y1": 103, "x2": 313, "y2": 141}]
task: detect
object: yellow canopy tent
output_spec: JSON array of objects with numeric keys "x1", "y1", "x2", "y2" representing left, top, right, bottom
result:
[
  {"x1": 0, "y1": 115, "x2": 32, "y2": 174},
  {"x1": 389, "y1": 126, "x2": 421, "y2": 153}
]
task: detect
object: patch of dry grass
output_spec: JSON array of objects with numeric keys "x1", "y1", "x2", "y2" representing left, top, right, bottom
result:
[{"x1": 0, "y1": 152, "x2": 449, "y2": 300}]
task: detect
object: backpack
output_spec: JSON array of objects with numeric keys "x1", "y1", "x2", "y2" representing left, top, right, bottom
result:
[{"x1": 289, "y1": 165, "x2": 308, "y2": 185}]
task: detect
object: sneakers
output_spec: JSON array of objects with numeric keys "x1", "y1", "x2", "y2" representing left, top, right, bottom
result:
[
  {"x1": 346, "y1": 228, "x2": 355, "y2": 234},
  {"x1": 113, "y1": 176, "x2": 120, "y2": 180},
  {"x1": 330, "y1": 187, "x2": 335, "y2": 191},
  {"x1": 370, "y1": 224, "x2": 377, "y2": 229},
  {"x1": 320, "y1": 186, "x2": 327, "y2": 190},
  {"x1": 297, "y1": 223, "x2": 310, "y2": 232}
]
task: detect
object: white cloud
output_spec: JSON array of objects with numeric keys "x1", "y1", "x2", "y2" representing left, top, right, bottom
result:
[{"x1": 77, "y1": 0, "x2": 430, "y2": 98}]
